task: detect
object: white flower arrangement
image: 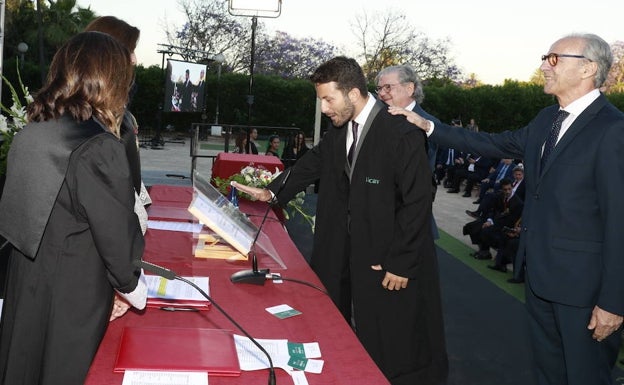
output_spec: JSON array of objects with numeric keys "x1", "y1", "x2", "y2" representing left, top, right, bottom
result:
[
  {"x1": 213, "y1": 163, "x2": 315, "y2": 232},
  {"x1": 1, "y1": 67, "x2": 32, "y2": 176}
]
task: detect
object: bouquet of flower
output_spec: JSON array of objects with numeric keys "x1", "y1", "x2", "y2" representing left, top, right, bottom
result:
[
  {"x1": 213, "y1": 164, "x2": 315, "y2": 232},
  {"x1": 1, "y1": 67, "x2": 33, "y2": 176}
]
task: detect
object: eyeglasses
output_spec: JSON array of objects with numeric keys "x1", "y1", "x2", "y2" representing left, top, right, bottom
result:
[
  {"x1": 541, "y1": 53, "x2": 589, "y2": 67},
  {"x1": 375, "y1": 83, "x2": 402, "y2": 93}
]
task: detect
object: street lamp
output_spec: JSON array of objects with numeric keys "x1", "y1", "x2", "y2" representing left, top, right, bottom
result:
[
  {"x1": 17, "y1": 42, "x2": 28, "y2": 68},
  {"x1": 228, "y1": 0, "x2": 281, "y2": 153},
  {"x1": 213, "y1": 53, "x2": 226, "y2": 125}
]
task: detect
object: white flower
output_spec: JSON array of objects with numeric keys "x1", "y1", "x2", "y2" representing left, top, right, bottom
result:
[
  {"x1": 24, "y1": 88, "x2": 33, "y2": 104},
  {"x1": 0, "y1": 115, "x2": 8, "y2": 133}
]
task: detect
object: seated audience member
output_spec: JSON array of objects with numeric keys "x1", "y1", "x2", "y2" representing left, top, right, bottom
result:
[
  {"x1": 510, "y1": 165, "x2": 525, "y2": 202},
  {"x1": 447, "y1": 153, "x2": 494, "y2": 197},
  {"x1": 487, "y1": 219, "x2": 522, "y2": 272},
  {"x1": 462, "y1": 179, "x2": 523, "y2": 259},
  {"x1": 435, "y1": 146, "x2": 462, "y2": 187},
  {"x1": 281, "y1": 131, "x2": 309, "y2": 167},
  {"x1": 265, "y1": 135, "x2": 281, "y2": 157},
  {"x1": 475, "y1": 158, "x2": 515, "y2": 204},
  {"x1": 467, "y1": 165, "x2": 525, "y2": 218}
]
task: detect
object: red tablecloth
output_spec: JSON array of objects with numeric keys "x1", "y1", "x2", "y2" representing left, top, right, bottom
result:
[
  {"x1": 85, "y1": 185, "x2": 389, "y2": 385},
  {"x1": 211, "y1": 152, "x2": 284, "y2": 181}
]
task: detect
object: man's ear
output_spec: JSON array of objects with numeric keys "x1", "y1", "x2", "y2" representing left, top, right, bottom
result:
[
  {"x1": 347, "y1": 88, "x2": 360, "y2": 103},
  {"x1": 582, "y1": 61, "x2": 598, "y2": 80}
]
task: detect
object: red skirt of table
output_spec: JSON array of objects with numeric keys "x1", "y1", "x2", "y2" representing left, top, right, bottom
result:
[{"x1": 85, "y1": 185, "x2": 389, "y2": 385}]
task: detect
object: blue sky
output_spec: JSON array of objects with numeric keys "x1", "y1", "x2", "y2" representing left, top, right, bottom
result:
[{"x1": 76, "y1": 0, "x2": 622, "y2": 85}]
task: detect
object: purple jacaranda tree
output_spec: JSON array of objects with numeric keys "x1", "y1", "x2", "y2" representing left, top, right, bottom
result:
[{"x1": 254, "y1": 31, "x2": 338, "y2": 79}]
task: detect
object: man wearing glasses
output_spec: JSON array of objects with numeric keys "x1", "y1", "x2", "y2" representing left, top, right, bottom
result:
[
  {"x1": 390, "y1": 33, "x2": 624, "y2": 385},
  {"x1": 375, "y1": 65, "x2": 441, "y2": 237}
]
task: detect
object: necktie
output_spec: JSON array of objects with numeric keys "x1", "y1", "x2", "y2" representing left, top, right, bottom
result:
[
  {"x1": 348, "y1": 121, "x2": 359, "y2": 164},
  {"x1": 496, "y1": 164, "x2": 508, "y2": 181},
  {"x1": 541, "y1": 109, "x2": 569, "y2": 171},
  {"x1": 447, "y1": 149, "x2": 454, "y2": 165}
]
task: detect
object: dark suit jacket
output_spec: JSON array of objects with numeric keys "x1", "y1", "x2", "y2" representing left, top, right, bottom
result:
[
  {"x1": 512, "y1": 178, "x2": 525, "y2": 202},
  {"x1": 413, "y1": 103, "x2": 440, "y2": 170},
  {"x1": 270, "y1": 99, "x2": 447, "y2": 383},
  {"x1": 491, "y1": 193, "x2": 523, "y2": 228},
  {"x1": 430, "y1": 94, "x2": 624, "y2": 315},
  {"x1": 487, "y1": 161, "x2": 515, "y2": 183},
  {"x1": 436, "y1": 147, "x2": 460, "y2": 166}
]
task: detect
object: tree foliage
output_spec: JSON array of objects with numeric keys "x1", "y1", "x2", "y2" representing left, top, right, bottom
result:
[
  {"x1": 254, "y1": 31, "x2": 337, "y2": 79},
  {"x1": 168, "y1": 0, "x2": 338, "y2": 80},
  {"x1": 4, "y1": 0, "x2": 95, "y2": 71},
  {"x1": 351, "y1": 10, "x2": 462, "y2": 82},
  {"x1": 166, "y1": 0, "x2": 252, "y2": 73},
  {"x1": 605, "y1": 41, "x2": 624, "y2": 93},
  {"x1": 2, "y1": 0, "x2": 95, "y2": 98}
]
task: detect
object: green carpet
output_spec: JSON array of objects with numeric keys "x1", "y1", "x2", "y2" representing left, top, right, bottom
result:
[
  {"x1": 435, "y1": 229, "x2": 624, "y2": 371},
  {"x1": 435, "y1": 229, "x2": 525, "y2": 302}
]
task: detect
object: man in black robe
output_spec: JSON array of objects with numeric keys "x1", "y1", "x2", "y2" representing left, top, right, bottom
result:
[{"x1": 234, "y1": 56, "x2": 447, "y2": 385}]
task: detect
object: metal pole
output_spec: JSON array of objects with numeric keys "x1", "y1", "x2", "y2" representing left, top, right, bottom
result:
[
  {"x1": 245, "y1": 16, "x2": 257, "y2": 154},
  {"x1": 215, "y1": 62, "x2": 222, "y2": 125},
  {"x1": 36, "y1": 0, "x2": 45, "y2": 84},
  {"x1": 0, "y1": 0, "x2": 5, "y2": 105}
]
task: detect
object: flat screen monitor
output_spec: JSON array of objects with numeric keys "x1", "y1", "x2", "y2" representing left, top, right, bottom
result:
[{"x1": 163, "y1": 59, "x2": 207, "y2": 113}]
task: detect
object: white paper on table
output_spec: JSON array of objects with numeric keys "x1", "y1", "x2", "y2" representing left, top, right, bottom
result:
[
  {"x1": 121, "y1": 370, "x2": 208, "y2": 385},
  {"x1": 147, "y1": 220, "x2": 203, "y2": 233},
  {"x1": 301, "y1": 342, "x2": 321, "y2": 358},
  {"x1": 290, "y1": 370, "x2": 309, "y2": 385},
  {"x1": 233, "y1": 334, "x2": 293, "y2": 373}
]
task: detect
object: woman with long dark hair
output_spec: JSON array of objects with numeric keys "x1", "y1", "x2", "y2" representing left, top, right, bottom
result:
[{"x1": 0, "y1": 32, "x2": 147, "y2": 385}]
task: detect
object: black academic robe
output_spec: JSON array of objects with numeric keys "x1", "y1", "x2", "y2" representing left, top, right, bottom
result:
[
  {"x1": 0, "y1": 116, "x2": 143, "y2": 385},
  {"x1": 270, "y1": 100, "x2": 447, "y2": 385}
]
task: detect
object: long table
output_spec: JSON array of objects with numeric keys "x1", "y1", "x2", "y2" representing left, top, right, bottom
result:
[{"x1": 85, "y1": 185, "x2": 389, "y2": 385}]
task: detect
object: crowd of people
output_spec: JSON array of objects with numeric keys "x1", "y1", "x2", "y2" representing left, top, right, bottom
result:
[
  {"x1": 232, "y1": 129, "x2": 310, "y2": 168},
  {"x1": 434, "y1": 139, "x2": 528, "y2": 282},
  {"x1": 0, "y1": 17, "x2": 621, "y2": 385}
]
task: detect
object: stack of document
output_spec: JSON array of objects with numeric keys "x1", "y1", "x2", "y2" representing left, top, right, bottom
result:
[{"x1": 145, "y1": 275, "x2": 210, "y2": 310}]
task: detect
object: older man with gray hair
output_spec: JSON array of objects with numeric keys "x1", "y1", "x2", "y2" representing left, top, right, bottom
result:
[{"x1": 376, "y1": 65, "x2": 440, "y2": 237}]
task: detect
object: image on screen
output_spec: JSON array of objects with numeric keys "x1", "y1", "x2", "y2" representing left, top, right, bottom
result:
[{"x1": 163, "y1": 59, "x2": 208, "y2": 113}]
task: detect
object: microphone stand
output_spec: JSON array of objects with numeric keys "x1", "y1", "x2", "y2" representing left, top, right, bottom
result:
[
  {"x1": 230, "y1": 168, "x2": 292, "y2": 285},
  {"x1": 135, "y1": 260, "x2": 276, "y2": 385},
  {"x1": 229, "y1": 201, "x2": 273, "y2": 285}
]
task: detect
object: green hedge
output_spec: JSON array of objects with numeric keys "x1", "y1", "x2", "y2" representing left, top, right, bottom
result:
[{"x1": 4, "y1": 63, "x2": 623, "y2": 138}]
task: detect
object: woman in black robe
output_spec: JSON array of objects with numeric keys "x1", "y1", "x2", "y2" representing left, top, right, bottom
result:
[{"x1": 0, "y1": 32, "x2": 147, "y2": 385}]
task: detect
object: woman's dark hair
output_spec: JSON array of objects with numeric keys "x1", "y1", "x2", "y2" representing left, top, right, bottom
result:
[
  {"x1": 84, "y1": 16, "x2": 140, "y2": 52},
  {"x1": 235, "y1": 131, "x2": 247, "y2": 151},
  {"x1": 268, "y1": 134, "x2": 280, "y2": 144},
  {"x1": 27, "y1": 31, "x2": 134, "y2": 137}
]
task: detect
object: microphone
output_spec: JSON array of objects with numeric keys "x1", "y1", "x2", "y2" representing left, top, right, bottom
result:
[
  {"x1": 134, "y1": 259, "x2": 277, "y2": 385},
  {"x1": 230, "y1": 168, "x2": 292, "y2": 285}
]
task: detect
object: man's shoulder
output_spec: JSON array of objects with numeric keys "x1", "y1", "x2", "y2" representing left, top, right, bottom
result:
[{"x1": 412, "y1": 104, "x2": 441, "y2": 124}]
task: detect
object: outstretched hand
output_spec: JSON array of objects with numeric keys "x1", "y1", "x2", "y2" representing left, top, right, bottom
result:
[
  {"x1": 387, "y1": 106, "x2": 431, "y2": 132},
  {"x1": 230, "y1": 181, "x2": 272, "y2": 202}
]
